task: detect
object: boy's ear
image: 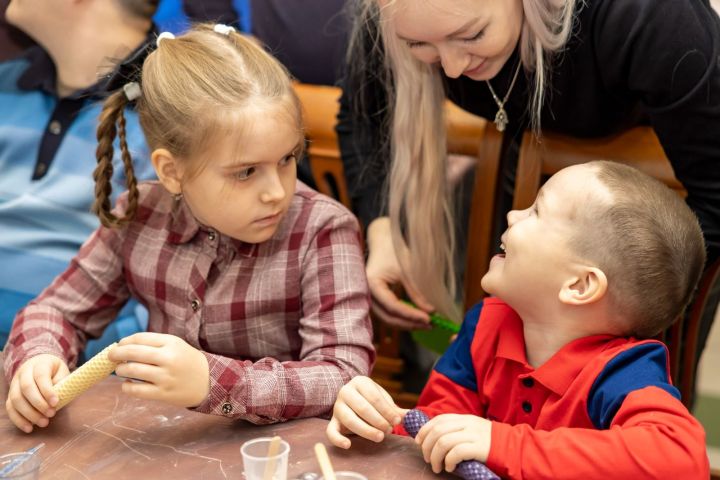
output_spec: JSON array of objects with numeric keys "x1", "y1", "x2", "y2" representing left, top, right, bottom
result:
[
  {"x1": 558, "y1": 266, "x2": 608, "y2": 305},
  {"x1": 151, "y1": 148, "x2": 183, "y2": 195}
]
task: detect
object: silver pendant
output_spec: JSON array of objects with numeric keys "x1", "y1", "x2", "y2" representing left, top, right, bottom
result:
[{"x1": 494, "y1": 108, "x2": 508, "y2": 132}]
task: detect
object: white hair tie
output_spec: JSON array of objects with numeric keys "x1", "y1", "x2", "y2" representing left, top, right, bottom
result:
[
  {"x1": 156, "y1": 31, "x2": 176, "y2": 46},
  {"x1": 123, "y1": 81, "x2": 142, "y2": 101},
  {"x1": 213, "y1": 24, "x2": 236, "y2": 36}
]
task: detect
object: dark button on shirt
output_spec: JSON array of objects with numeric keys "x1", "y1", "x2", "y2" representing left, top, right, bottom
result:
[
  {"x1": 522, "y1": 377, "x2": 535, "y2": 388},
  {"x1": 522, "y1": 401, "x2": 533, "y2": 413},
  {"x1": 221, "y1": 402, "x2": 233, "y2": 415},
  {"x1": 191, "y1": 299, "x2": 201, "y2": 311},
  {"x1": 48, "y1": 120, "x2": 61, "y2": 135}
]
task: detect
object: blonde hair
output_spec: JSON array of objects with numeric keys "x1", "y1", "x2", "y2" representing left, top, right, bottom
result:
[
  {"x1": 93, "y1": 24, "x2": 302, "y2": 228},
  {"x1": 347, "y1": 0, "x2": 579, "y2": 320},
  {"x1": 575, "y1": 161, "x2": 706, "y2": 338}
]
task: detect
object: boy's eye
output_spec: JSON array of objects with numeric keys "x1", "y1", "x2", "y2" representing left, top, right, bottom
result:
[{"x1": 234, "y1": 166, "x2": 255, "y2": 180}]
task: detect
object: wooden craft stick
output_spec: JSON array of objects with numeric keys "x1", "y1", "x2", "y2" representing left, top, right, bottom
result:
[
  {"x1": 262, "y1": 436, "x2": 282, "y2": 480},
  {"x1": 314, "y1": 443, "x2": 336, "y2": 480}
]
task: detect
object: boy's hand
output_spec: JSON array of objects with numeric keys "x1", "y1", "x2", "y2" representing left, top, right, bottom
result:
[
  {"x1": 326, "y1": 376, "x2": 408, "y2": 449},
  {"x1": 109, "y1": 332, "x2": 209, "y2": 408},
  {"x1": 6, "y1": 354, "x2": 69, "y2": 433},
  {"x1": 415, "y1": 413, "x2": 492, "y2": 474}
]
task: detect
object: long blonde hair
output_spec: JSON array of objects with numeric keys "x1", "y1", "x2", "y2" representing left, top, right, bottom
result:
[
  {"x1": 347, "y1": 0, "x2": 578, "y2": 320},
  {"x1": 93, "y1": 24, "x2": 302, "y2": 228}
]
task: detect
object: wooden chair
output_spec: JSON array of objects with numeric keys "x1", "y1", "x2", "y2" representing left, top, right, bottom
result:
[
  {"x1": 511, "y1": 127, "x2": 719, "y2": 409},
  {"x1": 293, "y1": 83, "x2": 494, "y2": 407}
]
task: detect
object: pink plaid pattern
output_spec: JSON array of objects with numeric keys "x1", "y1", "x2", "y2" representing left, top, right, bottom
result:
[{"x1": 4, "y1": 181, "x2": 374, "y2": 423}]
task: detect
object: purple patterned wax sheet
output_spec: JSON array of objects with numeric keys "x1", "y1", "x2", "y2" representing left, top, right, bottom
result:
[{"x1": 402, "y1": 409, "x2": 500, "y2": 480}]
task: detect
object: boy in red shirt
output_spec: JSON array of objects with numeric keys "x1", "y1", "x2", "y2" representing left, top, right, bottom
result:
[{"x1": 326, "y1": 161, "x2": 709, "y2": 479}]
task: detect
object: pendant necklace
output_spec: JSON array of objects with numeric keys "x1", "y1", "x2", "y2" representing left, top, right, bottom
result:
[{"x1": 485, "y1": 62, "x2": 522, "y2": 132}]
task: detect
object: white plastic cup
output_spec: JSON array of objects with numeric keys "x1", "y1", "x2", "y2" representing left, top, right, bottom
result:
[
  {"x1": 241, "y1": 437, "x2": 290, "y2": 480},
  {"x1": 0, "y1": 452, "x2": 41, "y2": 480},
  {"x1": 319, "y1": 473, "x2": 368, "y2": 480}
]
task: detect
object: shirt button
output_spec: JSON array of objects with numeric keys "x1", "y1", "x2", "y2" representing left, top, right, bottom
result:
[
  {"x1": 191, "y1": 299, "x2": 201, "y2": 311},
  {"x1": 221, "y1": 402, "x2": 233, "y2": 415},
  {"x1": 522, "y1": 401, "x2": 532, "y2": 413},
  {"x1": 208, "y1": 230, "x2": 216, "y2": 241},
  {"x1": 522, "y1": 377, "x2": 534, "y2": 388},
  {"x1": 34, "y1": 162, "x2": 47, "y2": 177},
  {"x1": 48, "y1": 120, "x2": 62, "y2": 135}
]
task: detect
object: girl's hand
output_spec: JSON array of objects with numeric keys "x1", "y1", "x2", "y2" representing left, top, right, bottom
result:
[
  {"x1": 415, "y1": 413, "x2": 492, "y2": 474},
  {"x1": 326, "y1": 376, "x2": 408, "y2": 449},
  {"x1": 366, "y1": 217, "x2": 434, "y2": 329},
  {"x1": 6, "y1": 354, "x2": 69, "y2": 433},
  {"x1": 109, "y1": 332, "x2": 210, "y2": 408}
]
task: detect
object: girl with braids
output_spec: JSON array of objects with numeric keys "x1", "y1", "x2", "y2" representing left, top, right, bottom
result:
[
  {"x1": 0, "y1": 1, "x2": 158, "y2": 355},
  {"x1": 340, "y1": 0, "x2": 720, "y2": 342},
  {"x1": 4, "y1": 24, "x2": 374, "y2": 433}
]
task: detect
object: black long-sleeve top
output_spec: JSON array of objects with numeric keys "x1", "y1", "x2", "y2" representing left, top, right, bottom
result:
[{"x1": 338, "y1": 0, "x2": 720, "y2": 264}]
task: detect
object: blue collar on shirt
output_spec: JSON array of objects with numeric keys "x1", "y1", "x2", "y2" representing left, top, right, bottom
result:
[{"x1": 13, "y1": 28, "x2": 156, "y2": 180}]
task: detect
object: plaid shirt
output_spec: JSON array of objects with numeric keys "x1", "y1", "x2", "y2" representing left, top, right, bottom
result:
[{"x1": 4, "y1": 181, "x2": 374, "y2": 424}]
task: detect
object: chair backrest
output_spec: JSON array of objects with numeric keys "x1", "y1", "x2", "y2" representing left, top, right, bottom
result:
[{"x1": 513, "y1": 126, "x2": 716, "y2": 408}]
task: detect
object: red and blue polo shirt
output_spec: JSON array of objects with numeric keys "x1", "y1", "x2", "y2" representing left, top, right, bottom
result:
[{"x1": 400, "y1": 297, "x2": 708, "y2": 479}]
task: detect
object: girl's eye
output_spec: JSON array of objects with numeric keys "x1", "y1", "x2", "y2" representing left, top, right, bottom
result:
[
  {"x1": 280, "y1": 154, "x2": 297, "y2": 166},
  {"x1": 405, "y1": 40, "x2": 426, "y2": 48},
  {"x1": 462, "y1": 30, "x2": 485, "y2": 43},
  {"x1": 234, "y1": 166, "x2": 255, "y2": 180}
]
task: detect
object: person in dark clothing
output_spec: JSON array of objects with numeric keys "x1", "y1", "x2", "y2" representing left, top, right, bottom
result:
[
  {"x1": 338, "y1": 0, "x2": 720, "y2": 376},
  {"x1": 175, "y1": 0, "x2": 349, "y2": 85}
]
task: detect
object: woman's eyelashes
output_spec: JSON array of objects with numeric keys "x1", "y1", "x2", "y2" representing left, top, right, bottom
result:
[
  {"x1": 462, "y1": 29, "x2": 485, "y2": 43},
  {"x1": 405, "y1": 29, "x2": 485, "y2": 49}
]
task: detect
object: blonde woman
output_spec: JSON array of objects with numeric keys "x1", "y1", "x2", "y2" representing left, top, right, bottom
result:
[
  {"x1": 340, "y1": 0, "x2": 720, "y2": 337},
  {"x1": 4, "y1": 24, "x2": 374, "y2": 433}
]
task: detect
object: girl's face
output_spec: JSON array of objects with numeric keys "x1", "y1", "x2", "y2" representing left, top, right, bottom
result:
[
  {"x1": 177, "y1": 103, "x2": 302, "y2": 244},
  {"x1": 387, "y1": 0, "x2": 523, "y2": 80}
]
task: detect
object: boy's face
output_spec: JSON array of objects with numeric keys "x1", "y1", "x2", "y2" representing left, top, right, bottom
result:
[
  {"x1": 481, "y1": 164, "x2": 608, "y2": 308},
  {"x1": 178, "y1": 105, "x2": 301, "y2": 244}
]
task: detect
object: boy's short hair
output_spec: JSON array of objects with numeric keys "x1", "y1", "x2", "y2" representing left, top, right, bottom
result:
[{"x1": 573, "y1": 161, "x2": 706, "y2": 338}]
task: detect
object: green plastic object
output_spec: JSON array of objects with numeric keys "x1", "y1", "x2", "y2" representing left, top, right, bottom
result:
[{"x1": 403, "y1": 301, "x2": 461, "y2": 355}]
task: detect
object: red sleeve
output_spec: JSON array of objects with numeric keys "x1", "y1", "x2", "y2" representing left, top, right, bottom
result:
[{"x1": 486, "y1": 386, "x2": 709, "y2": 479}]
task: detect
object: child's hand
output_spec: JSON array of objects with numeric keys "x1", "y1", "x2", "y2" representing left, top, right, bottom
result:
[
  {"x1": 6, "y1": 354, "x2": 69, "y2": 433},
  {"x1": 326, "y1": 376, "x2": 408, "y2": 449},
  {"x1": 415, "y1": 413, "x2": 492, "y2": 474},
  {"x1": 109, "y1": 333, "x2": 209, "y2": 408}
]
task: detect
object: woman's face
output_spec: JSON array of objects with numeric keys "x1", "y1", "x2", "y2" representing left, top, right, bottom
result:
[{"x1": 386, "y1": 0, "x2": 523, "y2": 80}]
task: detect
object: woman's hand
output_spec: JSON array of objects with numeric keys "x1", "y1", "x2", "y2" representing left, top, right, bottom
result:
[
  {"x1": 6, "y1": 354, "x2": 69, "y2": 433},
  {"x1": 326, "y1": 376, "x2": 408, "y2": 449},
  {"x1": 109, "y1": 332, "x2": 210, "y2": 408},
  {"x1": 366, "y1": 217, "x2": 434, "y2": 329},
  {"x1": 415, "y1": 413, "x2": 492, "y2": 474}
]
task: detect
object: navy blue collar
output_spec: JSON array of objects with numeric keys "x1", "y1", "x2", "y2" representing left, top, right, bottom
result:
[{"x1": 16, "y1": 27, "x2": 157, "y2": 99}]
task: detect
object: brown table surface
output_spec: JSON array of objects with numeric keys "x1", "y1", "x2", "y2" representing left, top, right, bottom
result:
[{"x1": 1, "y1": 356, "x2": 452, "y2": 479}]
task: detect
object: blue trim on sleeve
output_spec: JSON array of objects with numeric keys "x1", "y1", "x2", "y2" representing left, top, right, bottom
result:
[
  {"x1": 587, "y1": 342, "x2": 680, "y2": 429},
  {"x1": 433, "y1": 301, "x2": 484, "y2": 392}
]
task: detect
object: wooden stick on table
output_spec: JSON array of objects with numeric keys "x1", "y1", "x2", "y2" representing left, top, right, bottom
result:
[
  {"x1": 263, "y1": 436, "x2": 282, "y2": 480},
  {"x1": 314, "y1": 443, "x2": 336, "y2": 480}
]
